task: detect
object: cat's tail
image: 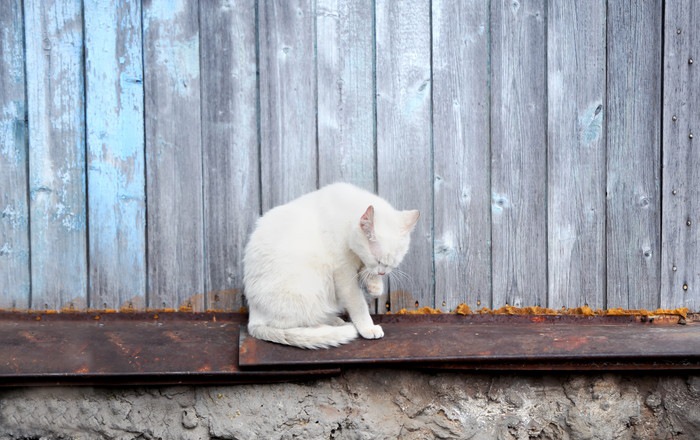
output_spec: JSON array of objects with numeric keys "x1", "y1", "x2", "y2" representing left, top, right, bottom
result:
[{"x1": 247, "y1": 323, "x2": 358, "y2": 349}]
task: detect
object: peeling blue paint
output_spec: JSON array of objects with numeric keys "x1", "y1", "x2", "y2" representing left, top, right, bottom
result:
[
  {"x1": 579, "y1": 102, "x2": 604, "y2": 145},
  {"x1": 85, "y1": 0, "x2": 147, "y2": 307}
]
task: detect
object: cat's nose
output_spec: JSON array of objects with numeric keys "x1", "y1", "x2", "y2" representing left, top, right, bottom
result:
[{"x1": 378, "y1": 271, "x2": 385, "y2": 276}]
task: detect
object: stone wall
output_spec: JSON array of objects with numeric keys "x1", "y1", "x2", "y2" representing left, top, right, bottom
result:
[{"x1": 1, "y1": 371, "x2": 699, "y2": 439}]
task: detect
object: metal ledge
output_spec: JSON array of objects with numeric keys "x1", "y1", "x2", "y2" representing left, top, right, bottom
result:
[
  {"x1": 2, "y1": 312, "x2": 698, "y2": 386},
  {"x1": 0, "y1": 312, "x2": 338, "y2": 386},
  {"x1": 239, "y1": 314, "x2": 700, "y2": 371}
]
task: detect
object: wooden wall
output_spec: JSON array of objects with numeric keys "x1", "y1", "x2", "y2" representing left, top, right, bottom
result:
[{"x1": 1, "y1": 0, "x2": 698, "y2": 313}]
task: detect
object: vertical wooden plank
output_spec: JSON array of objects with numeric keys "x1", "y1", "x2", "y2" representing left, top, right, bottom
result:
[
  {"x1": 200, "y1": 0, "x2": 259, "y2": 311},
  {"x1": 606, "y1": 0, "x2": 662, "y2": 309},
  {"x1": 259, "y1": 0, "x2": 317, "y2": 211},
  {"x1": 143, "y1": 0, "x2": 204, "y2": 311},
  {"x1": 316, "y1": 0, "x2": 375, "y2": 191},
  {"x1": 432, "y1": 0, "x2": 491, "y2": 311},
  {"x1": 547, "y1": 1, "x2": 607, "y2": 309},
  {"x1": 0, "y1": 0, "x2": 30, "y2": 309},
  {"x1": 490, "y1": 0, "x2": 547, "y2": 308},
  {"x1": 376, "y1": 0, "x2": 433, "y2": 311},
  {"x1": 661, "y1": 1, "x2": 700, "y2": 311},
  {"x1": 84, "y1": 0, "x2": 146, "y2": 310},
  {"x1": 25, "y1": 0, "x2": 88, "y2": 310}
]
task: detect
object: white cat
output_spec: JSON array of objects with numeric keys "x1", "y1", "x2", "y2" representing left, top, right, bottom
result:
[{"x1": 243, "y1": 183, "x2": 419, "y2": 349}]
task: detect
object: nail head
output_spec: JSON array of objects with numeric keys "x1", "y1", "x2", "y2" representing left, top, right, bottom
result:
[
  {"x1": 690, "y1": 58, "x2": 694, "y2": 65},
  {"x1": 672, "y1": 115, "x2": 678, "y2": 122},
  {"x1": 683, "y1": 283, "x2": 689, "y2": 291}
]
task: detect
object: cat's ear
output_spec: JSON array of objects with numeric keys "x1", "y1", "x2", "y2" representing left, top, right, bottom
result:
[
  {"x1": 402, "y1": 210, "x2": 420, "y2": 234},
  {"x1": 360, "y1": 205, "x2": 376, "y2": 241}
]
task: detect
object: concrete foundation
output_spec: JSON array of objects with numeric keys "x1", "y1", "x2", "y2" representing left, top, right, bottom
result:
[{"x1": 1, "y1": 371, "x2": 699, "y2": 439}]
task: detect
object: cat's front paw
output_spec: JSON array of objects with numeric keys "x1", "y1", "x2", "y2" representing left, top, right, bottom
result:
[
  {"x1": 357, "y1": 324, "x2": 384, "y2": 340},
  {"x1": 364, "y1": 276, "x2": 384, "y2": 297}
]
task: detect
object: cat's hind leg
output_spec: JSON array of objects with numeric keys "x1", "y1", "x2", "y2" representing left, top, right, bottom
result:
[{"x1": 246, "y1": 275, "x2": 358, "y2": 349}]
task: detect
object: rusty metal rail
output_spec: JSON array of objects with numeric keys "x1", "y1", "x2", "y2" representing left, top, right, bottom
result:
[
  {"x1": 2, "y1": 312, "x2": 698, "y2": 386},
  {"x1": 0, "y1": 312, "x2": 338, "y2": 386},
  {"x1": 239, "y1": 314, "x2": 700, "y2": 371}
]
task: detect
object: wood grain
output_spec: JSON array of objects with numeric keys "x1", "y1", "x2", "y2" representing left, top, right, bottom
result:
[
  {"x1": 200, "y1": 0, "x2": 259, "y2": 310},
  {"x1": 661, "y1": 0, "x2": 700, "y2": 310},
  {"x1": 490, "y1": 0, "x2": 547, "y2": 309},
  {"x1": 376, "y1": 0, "x2": 433, "y2": 312},
  {"x1": 432, "y1": 0, "x2": 491, "y2": 310},
  {"x1": 84, "y1": 0, "x2": 147, "y2": 310},
  {"x1": 143, "y1": 0, "x2": 204, "y2": 310},
  {"x1": 259, "y1": 0, "x2": 318, "y2": 211},
  {"x1": 0, "y1": 0, "x2": 30, "y2": 309},
  {"x1": 25, "y1": 0, "x2": 88, "y2": 310},
  {"x1": 316, "y1": 0, "x2": 375, "y2": 191},
  {"x1": 605, "y1": 0, "x2": 662, "y2": 309},
  {"x1": 547, "y1": 0, "x2": 607, "y2": 309}
]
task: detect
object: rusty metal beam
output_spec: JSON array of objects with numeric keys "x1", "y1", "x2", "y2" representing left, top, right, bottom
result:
[
  {"x1": 0, "y1": 312, "x2": 338, "y2": 386},
  {"x1": 3, "y1": 312, "x2": 698, "y2": 387},
  {"x1": 238, "y1": 314, "x2": 700, "y2": 371}
]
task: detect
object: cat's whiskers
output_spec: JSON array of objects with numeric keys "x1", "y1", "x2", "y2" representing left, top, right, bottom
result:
[{"x1": 387, "y1": 268, "x2": 413, "y2": 291}]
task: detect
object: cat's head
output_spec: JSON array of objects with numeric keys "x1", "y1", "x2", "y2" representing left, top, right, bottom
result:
[{"x1": 354, "y1": 204, "x2": 419, "y2": 276}]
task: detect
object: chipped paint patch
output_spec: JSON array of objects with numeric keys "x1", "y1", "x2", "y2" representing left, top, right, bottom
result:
[{"x1": 579, "y1": 102, "x2": 604, "y2": 145}]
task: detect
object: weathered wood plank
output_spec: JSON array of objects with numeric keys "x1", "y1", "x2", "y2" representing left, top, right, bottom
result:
[
  {"x1": 606, "y1": 0, "x2": 662, "y2": 309},
  {"x1": 259, "y1": 0, "x2": 318, "y2": 211},
  {"x1": 432, "y1": 0, "x2": 491, "y2": 311},
  {"x1": 490, "y1": 0, "x2": 547, "y2": 309},
  {"x1": 316, "y1": 0, "x2": 375, "y2": 191},
  {"x1": 547, "y1": 1, "x2": 607, "y2": 309},
  {"x1": 199, "y1": 0, "x2": 259, "y2": 311},
  {"x1": 661, "y1": 0, "x2": 700, "y2": 311},
  {"x1": 0, "y1": 0, "x2": 30, "y2": 309},
  {"x1": 24, "y1": 0, "x2": 88, "y2": 310},
  {"x1": 376, "y1": 0, "x2": 433, "y2": 312},
  {"x1": 143, "y1": 0, "x2": 204, "y2": 311},
  {"x1": 84, "y1": 0, "x2": 146, "y2": 310}
]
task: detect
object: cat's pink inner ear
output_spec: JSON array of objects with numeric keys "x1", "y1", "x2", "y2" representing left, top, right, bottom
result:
[
  {"x1": 403, "y1": 210, "x2": 420, "y2": 233},
  {"x1": 360, "y1": 205, "x2": 376, "y2": 240}
]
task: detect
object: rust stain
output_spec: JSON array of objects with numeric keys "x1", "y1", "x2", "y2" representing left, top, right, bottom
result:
[
  {"x1": 164, "y1": 330, "x2": 184, "y2": 342},
  {"x1": 119, "y1": 296, "x2": 146, "y2": 312},
  {"x1": 207, "y1": 289, "x2": 241, "y2": 312},
  {"x1": 180, "y1": 293, "x2": 206, "y2": 312},
  {"x1": 19, "y1": 331, "x2": 39, "y2": 343},
  {"x1": 552, "y1": 336, "x2": 593, "y2": 351},
  {"x1": 455, "y1": 304, "x2": 471, "y2": 315},
  {"x1": 389, "y1": 290, "x2": 417, "y2": 312}
]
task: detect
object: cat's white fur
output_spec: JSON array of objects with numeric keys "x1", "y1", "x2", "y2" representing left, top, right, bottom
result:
[{"x1": 243, "y1": 183, "x2": 419, "y2": 349}]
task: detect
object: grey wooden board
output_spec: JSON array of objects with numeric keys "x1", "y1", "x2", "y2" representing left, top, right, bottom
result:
[
  {"x1": 605, "y1": 0, "x2": 662, "y2": 309},
  {"x1": 432, "y1": 0, "x2": 491, "y2": 311},
  {"x1": 316, "y1": 0, "x2": 375, "y2": 192},
  {"x1": 143, "y1": 0, "x2": 204, "y2": 310},
  {"x1": 376, "y1": 0, "x2": 433, "y2": 312},
  {"x1": 259, "y1": 0, "x2": 318, "y2": 211},
  {"x1": 0, "y1": 0, "x2": 30, "y2": 309},
  {"x1": 24, "y1": 0, "x2": 88, "y2": 310},
  {"x1": 84, "y1": 0, "x2": 147, "y2": 310},
  {"x1": 199, "y1": 0, "x2": 259, "y2": 311},
  {"x1": 547, "y1": 1, "x2": 607, "y2": 309},
  {"x1": 661, "y1": 0, "x2": 700, "y2": 310},
  {"x1": 490, "y1": 0, "x2": 547, "y2": 309}
]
